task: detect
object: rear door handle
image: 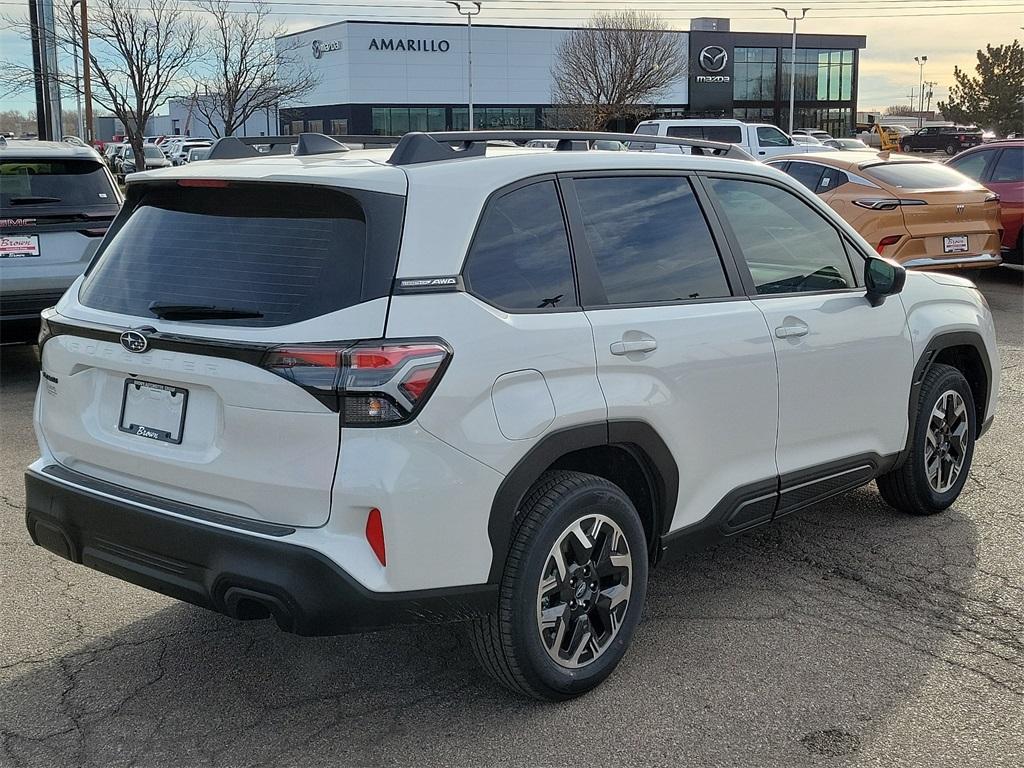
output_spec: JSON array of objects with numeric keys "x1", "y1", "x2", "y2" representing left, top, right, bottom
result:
[
  {"x1": 775, "y1": 323, "x2": 809, "y2": 339},
  {"x1": 610, "y1": 338, "x2": 658, "y2": 355}
]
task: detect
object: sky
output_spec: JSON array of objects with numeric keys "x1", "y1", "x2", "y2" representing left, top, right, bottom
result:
[{"x1": 0, "y1": 0, "x2": 1022, "y2": 117}]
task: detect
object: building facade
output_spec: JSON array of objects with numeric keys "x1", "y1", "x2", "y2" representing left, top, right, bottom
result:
[{"x1": 277, "y1": 19, "x2": 865, "y2": 137}]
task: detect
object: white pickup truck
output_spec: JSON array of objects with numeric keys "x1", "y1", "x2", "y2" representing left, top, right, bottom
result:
[{"x1": 633, "y1": 118, "x2": 836, "y2": 159}]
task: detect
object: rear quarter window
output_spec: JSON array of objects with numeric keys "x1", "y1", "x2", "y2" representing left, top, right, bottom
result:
[{"x1": 79, "y1": 182, "x2": 404, "y2": 326}]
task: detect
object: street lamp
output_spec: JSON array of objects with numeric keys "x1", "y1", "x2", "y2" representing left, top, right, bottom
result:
[
  {"x1": 773, "y1": 7, "x2": 810, "y2": 135},
  {"x1": 914, "y1": 55, "x2": 928, "y2": 128},
  {"x1": 445, "y1": 1, "x2": 481, "y2": 130}
]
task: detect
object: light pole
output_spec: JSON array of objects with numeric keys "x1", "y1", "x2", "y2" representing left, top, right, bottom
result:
[
  {"x1": 773, "y1": 7, "x2": 810, "y2": 134},
  {"x1": 70, "y1": 0, "x2": 83, "y2": 138},
  {"x1": 924, "y1": 80, "x2": 937, "y2": 116},
  {"x1": 914, "y1": 55, "x2": 928, "y2": 128},
  {"x1": 446, "y1": 1, "x2": 481, "y2": 130}
]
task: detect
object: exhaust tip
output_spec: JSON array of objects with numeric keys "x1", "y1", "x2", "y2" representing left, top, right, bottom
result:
[{"x1": 222, "y1": 586, "x2": 294, "y2": 631}]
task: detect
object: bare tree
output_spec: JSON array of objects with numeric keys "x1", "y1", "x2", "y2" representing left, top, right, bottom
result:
[
  {"x1": 550, "y1": 10, "x2": 686, "y2": 130},
  {"x1": 885, "y1": 104, "x2": 918, "y2": 117},
  {"x1": 1, "y1": 0, "x2": 202, "y2": 168},
  {"x1": 191, "y1": 1, "x2": 317, "y2": 137}
]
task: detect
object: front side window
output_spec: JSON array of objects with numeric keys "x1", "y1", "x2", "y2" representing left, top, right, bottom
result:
[
  {"x1": 707, "y1": 177, "x2": 855, "y2": 295},
  {"x1": 572, "y1": 176, "x2": 731, "y2": 304},
  {"x1": 464, "y1": 180, "x2": 577, "y2": 311},
  {"x1": 757, "y1": 126, "x2": 791, "y2": 147}
]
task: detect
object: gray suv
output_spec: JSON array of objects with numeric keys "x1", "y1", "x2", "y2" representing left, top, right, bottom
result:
[{"x1": 0, "y1": 138, "x2": 121, "y2": 343}]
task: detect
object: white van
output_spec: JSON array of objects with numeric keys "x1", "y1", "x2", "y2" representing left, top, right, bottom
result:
[{"x1": 633, "y1": 119, "x2": 834, "y2": 159}]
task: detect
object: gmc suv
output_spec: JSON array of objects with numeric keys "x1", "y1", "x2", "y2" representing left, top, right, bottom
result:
[{"x1": 25, "y1": 131, "x2": 999, "y2": 701}]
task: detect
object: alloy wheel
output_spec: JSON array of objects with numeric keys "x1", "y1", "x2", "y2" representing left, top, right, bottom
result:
[
  {"x1": 535, "y1": 514, "x2": 633, "y2": 669},
  {"x1": 925, "y1": 389, "x2": 969, "y2": 493}
]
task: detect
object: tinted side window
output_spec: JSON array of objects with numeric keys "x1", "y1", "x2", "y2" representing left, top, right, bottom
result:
[
  {"x1": 573, "y1": 176, "x2": 731, "y2": 304},
  {"x1": 464, "y1": 180, "x2": 577, "y2": 311},
  {"x1": 786, "y1": 162, "x2": 825, "y2": 192},
  {"x1": 818, "y1": 167, "x2": 848, "y2": 192},
  {"x1": 704, "y1": 125, "x2": 743, "y2": 143},
  {"x1": 991, "y1": 148, "x2": 1023, "y2": 182},
  {"x1": 707, "y1": 178, "x2": 855, "y2": 295},
  {"x1": 666, "y1": 125, "x2": 703, "y2": 139}
]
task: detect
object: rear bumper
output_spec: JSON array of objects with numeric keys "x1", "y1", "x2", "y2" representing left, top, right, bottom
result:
[
  {"x1": 24, "y1": 465, "x2": 496, "y2": 635},
  {"x1": 901, "y1": 253, "x2": 1003, "y2": 270}
]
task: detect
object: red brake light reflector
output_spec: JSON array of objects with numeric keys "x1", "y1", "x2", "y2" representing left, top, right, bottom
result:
[
  {"x1": 876, "y1": 235, "x2": 902, "y2": 254},
  {"x1": 365, "y1": 508, "x2": 386, "y2": 566}
]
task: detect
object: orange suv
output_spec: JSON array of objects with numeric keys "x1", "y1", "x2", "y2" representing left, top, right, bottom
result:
[{"x1": 768, "y1": 152, "x2": 1002, "y2": 270}]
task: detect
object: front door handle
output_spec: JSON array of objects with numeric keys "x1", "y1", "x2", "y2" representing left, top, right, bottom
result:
[
  {"x1": 610, "y1": 338, "x2": 658, "y2": 356},
  {"x1": 775, "y1": 323, "x2": 809, "y2": 339}
]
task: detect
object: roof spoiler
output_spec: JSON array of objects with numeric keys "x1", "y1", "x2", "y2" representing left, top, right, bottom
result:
[
  {"x1": 387, "y1": 130, "x2": 754, "y2": 165},
  {"x1": 207, "y1": 133, "x2": 401, "y2": 161}
]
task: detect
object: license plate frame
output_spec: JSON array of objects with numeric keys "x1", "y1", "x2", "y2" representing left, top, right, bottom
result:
[
  {"x1": 118, "y1": 378, "x2": 188, "y2": 444},
  {"x1": 943, "y1": 235, "x2": 969, "y2": 254},
  {"x1": 0, "y1": 234, "x2": 40, "y2": 258}
]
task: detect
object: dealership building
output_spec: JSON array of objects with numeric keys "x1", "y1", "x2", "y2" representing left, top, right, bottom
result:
[{"x1": 276, "y1": 18, "x2": 866, "y2": 138}]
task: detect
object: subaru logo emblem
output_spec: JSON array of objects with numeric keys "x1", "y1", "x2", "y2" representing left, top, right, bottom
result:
[
  {"x1": 120, "y1": 329, "x2": 149, "y2": 353},
  {"x1": 699, "y1": 45, "x2": 729, "y2": 73}
]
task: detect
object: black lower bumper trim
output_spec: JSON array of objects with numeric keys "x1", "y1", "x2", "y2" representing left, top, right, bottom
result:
[{"x1": 25, "y1": 469, "x2": 496, "y2": 635}]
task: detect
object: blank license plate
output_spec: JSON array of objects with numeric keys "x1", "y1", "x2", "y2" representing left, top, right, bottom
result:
[
  {"x1": 943, "y1": 235, "x2": 969, "y2": 253},
  {"x1": 0, "y1": 234, "x2": 40, "y2": 258},
  {"x1": 119, "y1": 379, "x2": 188, "y2": 444}
]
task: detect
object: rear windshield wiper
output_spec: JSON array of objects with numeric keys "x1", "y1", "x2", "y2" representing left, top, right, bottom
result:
[
  {"x1": 9, "y1": 196, "x2": 62, "y2": 205},
  {"x1": 148, "y1": 301, "x2": 264, "y2": 320}
]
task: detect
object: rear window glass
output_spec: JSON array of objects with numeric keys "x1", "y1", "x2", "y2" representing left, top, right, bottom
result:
[
  {"x1": 79, "y1": 183, "x2": 404, "y2": 326},
  {"x1": 143, "y1": 146, "x2": 165, "y2": 159},
  {"x1": 0, "y1": 159, "x2": 115, "y2": 209},
  {"x1": 866, "y1": 162, "x2": 975, "y2": 189}
]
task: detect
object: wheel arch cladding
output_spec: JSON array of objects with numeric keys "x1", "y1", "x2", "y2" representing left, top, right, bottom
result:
[
  {"x1": 485, "y1": 421, "x2": 679, "y2": 582},
  {"x1": 902, "y1": 331, "x2": 992, "y2": 467}
]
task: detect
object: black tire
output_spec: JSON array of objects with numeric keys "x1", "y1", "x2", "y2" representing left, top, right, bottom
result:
[
  {"x1": 901, "y1": 142, "x2": 913, "y2": 153},
  {"x1": 469, "y1": 470, "x2": 648, "y2": 701},
  {"x1": 945, "y1": 143, "x2": 959, "y2": 156},
  {"x1": 877, "y1": 363, "x2": 976, "y2": 515}
]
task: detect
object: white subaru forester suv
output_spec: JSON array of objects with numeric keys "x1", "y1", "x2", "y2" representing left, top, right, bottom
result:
[{"x1": 26, "y1": 131, "x2": 999, "y2": 701}]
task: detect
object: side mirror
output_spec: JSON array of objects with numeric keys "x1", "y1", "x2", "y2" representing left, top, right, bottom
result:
[{"x1": 865, "y1": 257, "x2": 906, "y2": 306}]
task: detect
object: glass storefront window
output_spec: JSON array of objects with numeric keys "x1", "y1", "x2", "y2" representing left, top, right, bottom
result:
[
  {"x1": 308, "y1": 120, "x2": 323, "y2": 133},
  {"x1": 734, "y1": 47, "x2": 777, "y2": 101}
]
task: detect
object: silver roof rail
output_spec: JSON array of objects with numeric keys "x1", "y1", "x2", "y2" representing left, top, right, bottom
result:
[{"x1": 387, "y1": 130, "x2": 754, "y2": 165}]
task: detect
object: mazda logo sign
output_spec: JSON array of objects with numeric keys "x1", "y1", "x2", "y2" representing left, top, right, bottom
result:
[
  {"x1": 699, "y1": 46, "x2": 729, "y2": 73},
  {"x1": 311, "y1": 39, "x2": 341, "y2": 59},
  {"x1": 120, "y1": 330, "x2": 149, "y2": 353}
]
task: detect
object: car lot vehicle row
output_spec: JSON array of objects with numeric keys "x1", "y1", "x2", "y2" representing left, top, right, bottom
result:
[{"x1": 23, "y1": 131, "x2": 999, "y2": 701}]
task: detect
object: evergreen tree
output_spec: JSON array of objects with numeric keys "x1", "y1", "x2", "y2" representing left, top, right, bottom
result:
[{"x1": 938, "y1": 40, "x2": 1024, "y2": 136}]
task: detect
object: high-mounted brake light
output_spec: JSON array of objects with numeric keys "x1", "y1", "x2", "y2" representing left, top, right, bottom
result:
[
  {"x1": 261, "y1": 340, "x2": 452, "y2": 426},
  {"x1": 177, "y1": 179, "x2": 230, "y2": 188}
]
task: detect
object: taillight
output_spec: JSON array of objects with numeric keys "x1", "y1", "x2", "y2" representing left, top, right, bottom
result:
[
  {"x1": 877, "y1": 234, "x2": 902, "y2": 253},
  {"x1": 854, "y1": 198, "x2": 927, "y2": 210},
  {"x1": 261, "y1": 339, "x2": 451, "y2": 426}
]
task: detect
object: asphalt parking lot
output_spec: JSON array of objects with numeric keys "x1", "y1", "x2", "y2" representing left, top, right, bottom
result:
[{"x1": 1, "y1": 268, "x2": 1021, "y2": 768}]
